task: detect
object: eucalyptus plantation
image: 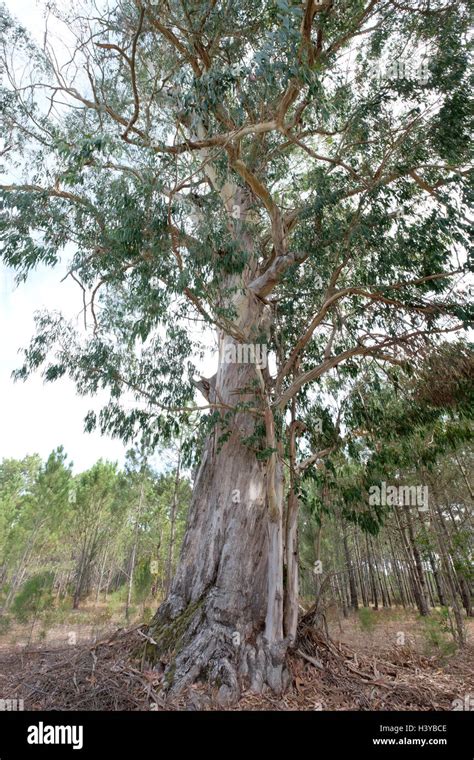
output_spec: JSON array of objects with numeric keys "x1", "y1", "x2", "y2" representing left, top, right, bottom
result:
[{"x1": 0, "y1": 0, "x2": 471, "y2": 701}]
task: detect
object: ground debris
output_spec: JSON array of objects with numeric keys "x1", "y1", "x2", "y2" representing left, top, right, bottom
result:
[{"x1": 0, "y1": 612, "x2": 472, "y2": 711}]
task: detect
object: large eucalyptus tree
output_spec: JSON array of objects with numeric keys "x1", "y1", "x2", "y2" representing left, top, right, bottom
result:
[{"x1": 1, "y1": 0, "x2": 471, "y2": 700}]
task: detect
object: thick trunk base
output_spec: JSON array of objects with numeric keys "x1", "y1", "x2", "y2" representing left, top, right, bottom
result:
[
  {"x1": 144, "y1": 346, "x2": 290, "y2": 703},
  {"x1": 145, "y1": 594, "x2": 290, "y2": 704}
]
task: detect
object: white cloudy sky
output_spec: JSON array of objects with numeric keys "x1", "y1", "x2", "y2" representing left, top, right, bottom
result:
[
  {"x1": 0, "y1": 0, "x2": 128, "y2": 472},
  {"x1": 0, "y1": 262, "x2": 129, "y2": 472}
]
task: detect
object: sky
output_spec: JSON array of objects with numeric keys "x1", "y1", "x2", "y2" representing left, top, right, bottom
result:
[
  {"x1": 0, "y1": 262, "x2": 130, "y2": 472},
  {"x1": 0, "y1": 0, "x2": 134, "y2": 472}
]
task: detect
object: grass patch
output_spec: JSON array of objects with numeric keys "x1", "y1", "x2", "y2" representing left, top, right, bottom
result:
[
  {"x1": 357, "y1": 607, "x2": 379, "y2": 633},
  {"x1": 420, "y1": 609, "x2": 457, "y2": 657}
]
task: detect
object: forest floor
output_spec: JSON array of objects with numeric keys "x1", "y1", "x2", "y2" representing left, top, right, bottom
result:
[{"x1": 0, "y1": 607, "x2": 472, "y2": 711}]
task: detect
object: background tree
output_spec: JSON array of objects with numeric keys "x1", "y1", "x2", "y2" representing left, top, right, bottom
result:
[
  {"x1": 0, "y1": 454, "x2": 41, "y2": 594},
  {"x1": 0, "y1": 449, "x2": 71, "y2": 612},
  {"x1": 0, "y1": 446, "x2": 191, "y2": 625},
  {"x1": 70, "y1": 460, "x2": 119, "y2": 609}
]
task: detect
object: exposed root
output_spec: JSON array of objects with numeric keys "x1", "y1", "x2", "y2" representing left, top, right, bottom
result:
[{"x1": 144, "y1": 593, "x2": 290, "y2": 703}]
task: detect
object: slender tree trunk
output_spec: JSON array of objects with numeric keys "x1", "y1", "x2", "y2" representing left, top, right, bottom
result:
[
  {"x1": 284, "y1": 479, "x2": 299, "y2": 641},
  {"x1": 454, "y1": 452, "x2": 473, "y2": 500},
  {"x1": 334, "y1": 569, "x2": 348, "y2": 618},
  {"x1": 428, "y1": 552, "x2": 446, "y2": 607},
  {"x1": 126, "y1": 476, "x2": 146, "y2": 620},
  {"x1": 73, "y1": 530, "x2": 98, "y2": 610},
  {"x1": 342, "y1": 522, "x2": 358, "y2": 611},
  {"x1": 283, "y1": 407, "x2": 300, "y2": 643},
  {"x1": 2, "y1": 529, "x2": 39, "y2": 611},
  {"x1": 459, "y1": 578, "x2": 472, "y2": 617},
  {"x1": 96, "y1": 545, "x2": 109, "y2": 604},
  {"x1": 365, "y1": 533, "x2": 378, "y2": 610},
  {"x1": 432, "y1": 501, "x2": 465, "y2": 646},
  {"x1": 125, "y1": 543, "x2": 137, "y2": 621},
  {"x1": 404, "y1": 505, "x2": 429, "y2": 616},
  {"x1": 104, "y1": 565, "x2": 113, "y2": 602},
  {"x1": 394, "y1": 505, "x2": 426, "y2": 615},
  {"x1": 426, "y1": 570, "x2": 436, "y2": 608},
  {"x1": 374, "y1": 538, "x2": 390, "y2": 608},
  {"x1": 388, "y1": 533, "x2": 406, "y2": 608},
  {"x1": 73, "y1": 546, "x2": 87, "y2": 610},
  {"x1": 164, "y1": 449, "x2": 181, "y2": 596},
  {"x1": 440, "y1": 491, "x2": 473, "y2": 617},
  {"x1": 313, "y1": 521, "x2": 323, "y2": 600},
  {"x1": 380, "y1": 556, "x2": 392, "y2": 607},
  {"x1": 355, "y1": 530, "x2": 369, "y2": 607}
]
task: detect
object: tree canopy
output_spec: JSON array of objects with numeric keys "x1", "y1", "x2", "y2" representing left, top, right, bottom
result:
[{"x1": 0, "y1": 0, "x2": 471, "y2": 455}]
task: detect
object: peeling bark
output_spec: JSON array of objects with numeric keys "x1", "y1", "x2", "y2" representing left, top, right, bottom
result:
[{"x1": 146, "y1": 291, "x2": 290, "y2": 702}]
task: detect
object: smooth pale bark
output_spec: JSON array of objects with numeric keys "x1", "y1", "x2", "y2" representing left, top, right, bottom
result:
[
  {"x1": 151, "y1": 533, "x2": 162, "y2": 598},
  {"x1": 283, "y1": 488, "x2": 299, "y2": 641},
  {"x1": 104, "y1": 565, "x2": 113, "y2": 602},
  {"x1": 283, "y1": 413, "x2": 299, "y2": 642},
  {"x1": 313, "y1": 521, "x2": 323, "y2": 604}
]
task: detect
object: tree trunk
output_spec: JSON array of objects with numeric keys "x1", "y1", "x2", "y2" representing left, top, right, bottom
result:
[
  {"x1": 432, "y1": 500, "x2": 466, "y2": 646},
  {"x1": 342, "y1": 522, "x2": 358, "y2": 611},
  {"x1": 459, "y1": 578, "x2": 472, "y2": 618},
  {"x1": 313, "y1": 522, "x2": 323, "y2": 600},
  {"x1": 126, "y1": 477, "x2": 145, "y2": 621},
  {"x1": 147, "y1": 311, "x2": 289, "y2": 703},
  {"x1": 283, "y1": 410, "x2": 299, "y2": 643},
  {"x1": 365, "y1": 533, "x2": 378, "y2": 610},
  {"x1": 284, "y1": 485, "x2": 299, "y2": 641},
  {"x1": 164, "y1": 449, "x2": 181, "y2": 596},
  {"x1": 2, "y1": 528, "x2": 39, "y2": 612},
  {"x1": 73, "y1": 547, "x2": 87, "y2": 610},
  {"x1": 96, "y1": 544, "x2": 109, "y2": 604},
  {"x1": 388, "y1": 533, "x2": 406, "y2": 608},
  {"x1": 404, "y1": 505, "x2": 430, "y2": 616},
  {"x1": 428, "y1": 551, "x2": 446, "y2": 607},
  {"x1": 394, "y1": 505, "x2": 428, "y2": 615},
  {"x1": 355, "y1": 529, "x2": 369, "y2": 607}
]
